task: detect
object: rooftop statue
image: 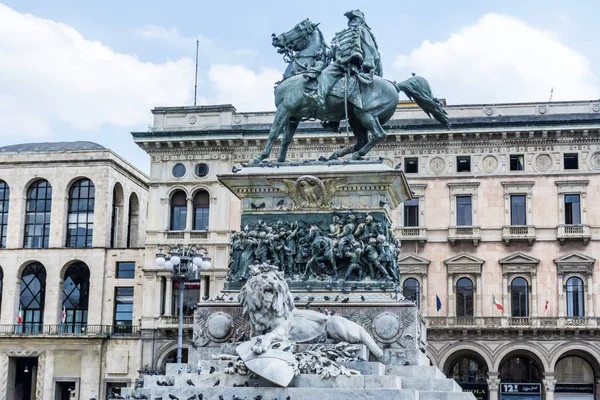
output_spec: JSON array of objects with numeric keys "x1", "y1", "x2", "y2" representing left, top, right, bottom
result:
[{"x1": 253, "y1": 10, "x2": 451, "y2": 164}]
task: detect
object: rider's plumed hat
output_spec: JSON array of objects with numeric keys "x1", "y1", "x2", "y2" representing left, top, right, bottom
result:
[{"x1": 344, "y1": 9, "x2": 365, "y2": 22}]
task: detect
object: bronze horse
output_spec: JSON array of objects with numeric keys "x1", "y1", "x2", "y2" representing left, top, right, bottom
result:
[{"x1": 252, "y1": 19, "x2": 450, "y2": 164}]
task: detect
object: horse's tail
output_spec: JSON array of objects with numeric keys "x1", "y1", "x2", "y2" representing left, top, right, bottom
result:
[{"x1": 393, "y1": 76, "x2": 452, "y2": 130}]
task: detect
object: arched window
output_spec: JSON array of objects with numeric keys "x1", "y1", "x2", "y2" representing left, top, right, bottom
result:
[
  {"x1": 110, "y1": 184, "x2": 124, "y2": 248},
  {"x1": 193, "y1": 190, "x2": 209, "y2": 231},
  {"x1": 0, "y1": 267, "x2": 3, "y2": 316},
  {"x1": 456, "y1": 278, "x2": 474, "y2": 317},
  {"x1": 24, "y1": 180, "x2": 52, "y2": 248},
  {"x1": 499, "y1": 355, "x2": 541, "y2": 383},
  {"x1": 20, "y1": 263, "x2": 46, "y2": 332},
  {"x1": 556, "y1": 356, "x2": 594, "y2": 384},
  {"x1": 403, "y1": 278, "x2": 420, "y2": 308},
  {"x1": 0, "y1": 181, "x2": 9, "y2": 248},
  {"x1": 66, "y1": 179, "x2": 95, "y2": 248},
  {"x1": 126, "y1": 193, "x2": 140, "y2": 248},
  {"x1": 511, "y1": 277, "x2": 529, "y2": 317},
  {"x1": 449, "y1": 356, "x2": 489, "y2": 384},
  {"x1": 566, "y1": 277, "x2": 585, "y2": 317},
  {"x1": 62, "y1": 262, "x2": 90, "y2": 333},
  {"x1": 170, "y1": 190, "x2": 187, "y2": 230}
]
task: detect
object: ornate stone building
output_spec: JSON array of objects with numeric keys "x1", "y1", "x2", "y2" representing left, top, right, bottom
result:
[
  {"x1": 133, "y1": 99, "x2": 600, "y2": 400},
  {"x1": 0, "y1": 142, "x2": 148, "y2": 400}
]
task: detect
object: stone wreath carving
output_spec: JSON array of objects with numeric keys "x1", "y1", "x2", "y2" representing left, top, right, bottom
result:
[{"x1": 270, "y1": 176, "x2": 347, "y2": 209}]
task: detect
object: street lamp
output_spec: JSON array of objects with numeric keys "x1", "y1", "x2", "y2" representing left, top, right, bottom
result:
[{"x1": 156, "y1": 245, "x2": 211, "y2": 364}]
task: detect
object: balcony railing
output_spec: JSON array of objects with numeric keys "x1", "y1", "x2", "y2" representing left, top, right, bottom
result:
[
  {"x1": 158, "y1": 315, "x2": 194, "y2": 327},
  {"x1": 557, "y1": 224, "x2": 591, "y2": 244},
  {"x1": 448, "y1": 226, "x2": 481, "y2": 246},
  {"x1": 164, "y1": 231, "x2": 209, "y2": 242},
  {"x1": 426, "y1": 316, "x2": 598, "y2": 329},
  {"x1": 502, "y1": 225, "x2": 536, "y2": 245},
  {"x1": 0, "y1": 324, "x2": 139, "y2": 337},
  {"x1": 396, "y1": 227, "x2": 427, "y2": 244}
]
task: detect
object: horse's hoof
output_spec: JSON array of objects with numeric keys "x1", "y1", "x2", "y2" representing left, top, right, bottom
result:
[
  {"x1": 329, "y1": 153, "x2": 339, "y2": 160},
  {"x1": 351, "y1": 152, "x2": 363, "y2": 160}
]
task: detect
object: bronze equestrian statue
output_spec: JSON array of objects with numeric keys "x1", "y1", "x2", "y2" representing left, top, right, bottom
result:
[{"x1": 253, "y1": 10, "x2": 450, "y2": 164}]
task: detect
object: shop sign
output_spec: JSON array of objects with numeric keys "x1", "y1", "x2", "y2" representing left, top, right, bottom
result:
[
  {"x1": 555, "y1": 384, "x2": 594, "y2": 394},
  {"x1": 460, "y1": 383, "x2": 489, "y2": 400}
]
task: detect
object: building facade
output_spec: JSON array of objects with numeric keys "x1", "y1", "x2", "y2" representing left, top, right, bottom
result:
[
  {"x1": 133, "y1": 100, "x2": 600, "y2": 400},
  {"x1": 0, "y1": 142, "x2": 148, "y2": 400}
]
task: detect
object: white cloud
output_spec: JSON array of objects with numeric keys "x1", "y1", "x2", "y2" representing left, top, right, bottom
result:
[
  {"x1": 0, "y1": 4, "x2": 194, "y2": 138},
  {"x1": 393, "y1": 13, "x2": 599, "y2": 104},
  {"x1": 206, "y1": 64, "x2": 280, "y2": 111}
]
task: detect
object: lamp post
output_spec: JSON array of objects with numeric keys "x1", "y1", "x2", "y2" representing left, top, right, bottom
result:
[{"x1": 156, "y1": 245, "x2": 211, "y2": 364}]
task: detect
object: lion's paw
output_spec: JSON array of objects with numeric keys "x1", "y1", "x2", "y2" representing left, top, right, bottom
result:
[{"x1": 251, "y1": 344, "x2": 267, "y2": 354}]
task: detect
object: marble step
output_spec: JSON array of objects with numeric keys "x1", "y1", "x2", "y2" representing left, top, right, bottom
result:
[
  {"x1": 400, "y1": 378, "x2": 462, "y2": 392},
  {"x1": 419, "y1": 391, "x2": 476, "y2": 400},
  {"x1": 386, "y1": 366, "x2": 446, "y2": 379},
  {"x1": 292, "y1": 374, "x2": 401, "y2": 389},
  {"x1": 129, "y1": 387, "x2": 421, "y2": 400}
]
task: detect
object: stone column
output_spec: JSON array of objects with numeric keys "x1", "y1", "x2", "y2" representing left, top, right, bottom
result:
[
  {"x1": 532, "y1": 272, "x2": 538, "y2": 317},
  {"x1": 164, "y1": 276, "x2": 173, "y2": 316},
  {"x1": 502, "y1": 274, "x2": 509, "y2": 318},
  {"x1": 448, "y1": 276, "x2": 454, "y2": 317},
  {"x1": 487, "y1": 375, "x2": 500, "y2": 400},
  {"x1": 154, "y1": 277, "x2": 162, "y2": 317},
  {"x1": 186, "y1": 197, "x2": 194, "y2": 231},
  {"x1": 543, "y1": 378, "x2": 557, "y2": 400},
  {"x1": 586, "y1": 273, "x2": 594, "y2": 317},
  {"x1": 558, "y1": 273, "x2": 565, "y2": 317},
  {"x1": 476, "y1": 273, "x2": 483, "y2": 317},
  {"x1": 422, "y1": 274, "x2": 428, "y2": 317}
]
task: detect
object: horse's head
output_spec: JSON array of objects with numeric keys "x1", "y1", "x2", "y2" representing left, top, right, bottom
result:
[{"x1": 272, "y1": 18, "x2": 320, "y2": 53}]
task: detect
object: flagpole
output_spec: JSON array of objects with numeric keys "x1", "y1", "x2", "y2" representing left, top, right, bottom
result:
[{"x1": 193, "y1": 38, "x2": 199, "y2": 106}]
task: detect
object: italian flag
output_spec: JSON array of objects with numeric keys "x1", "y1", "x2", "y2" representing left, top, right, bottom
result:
[
  {"x1": 17, "y1": 306, "x2": 23, "y2": 324},
  {"x1": 492, "y1": 295, "x2": 504, "y2": 311}
]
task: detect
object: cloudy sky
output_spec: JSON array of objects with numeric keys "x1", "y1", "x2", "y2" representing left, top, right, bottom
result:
[{"x1": 1, "y1": 0, "x2": 599, "y2": 172}]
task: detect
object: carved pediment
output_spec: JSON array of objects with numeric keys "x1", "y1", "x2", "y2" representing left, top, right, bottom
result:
[
  {"x1": 398, "y1": 254, "x2": 430, "y2": 275},
  {"x1": 444, "y1": 253, "x2": 484, "y2": 275},
  {"x1": 554, "y1": 252, "x2": 595, "y2": 265},
  {"x1": 398, "y1": 254, "x2": 431, "y2": 266},
  {"x1": 499, "y1": 252, "x2": 540, "y2": 265},
  {"x1": 554, "y1": 252, "x2": 595, "y2": 275}
]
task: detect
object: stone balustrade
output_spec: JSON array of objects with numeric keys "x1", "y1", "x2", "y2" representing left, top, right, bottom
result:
[
  {"x1": 426, "y1": 316, "x2": 599, "y2": 329},
  {"x1": 0, "y1": 324, "x2": 139, "y2": 336}
]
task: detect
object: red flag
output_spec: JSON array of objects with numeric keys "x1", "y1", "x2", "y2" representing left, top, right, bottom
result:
[
  {"x1": 61, "y1": 306, "x2": 67, "y2": 324},
  {"x1": 17, "y1": 306, "x2": 23, "y2": 324},
  {"x1": 544, "y1": 300, "x2": 549, "y2": 311}
]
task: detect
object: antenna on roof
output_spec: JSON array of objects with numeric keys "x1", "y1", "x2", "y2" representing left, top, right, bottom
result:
[
  {"x1": 194, "y1": 38, "x2": 199, "y2": 106},
  {"x1": 549, "y1": 87, "x2": 554, "y2": 102}
]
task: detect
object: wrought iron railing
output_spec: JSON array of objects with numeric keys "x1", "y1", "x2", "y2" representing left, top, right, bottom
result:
[{"x1": 0, "y1": 324, "x2": 139, "y2": 337}]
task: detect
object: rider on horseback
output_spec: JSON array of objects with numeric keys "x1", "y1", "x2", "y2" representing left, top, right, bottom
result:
[{"x1": 306, "y1": 9, "x2": 382, "y2": 110}]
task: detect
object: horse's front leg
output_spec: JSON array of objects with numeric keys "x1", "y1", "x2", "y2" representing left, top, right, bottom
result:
[
  {"x1": 253, "y1": 105, "x2": 291, "y2": 163},
  {"x1": 352, "y1": 111, "x2": 386, "y2": 159},
  {"x1": 277, "y1": 119, "x2": 299, "y2": 162}
]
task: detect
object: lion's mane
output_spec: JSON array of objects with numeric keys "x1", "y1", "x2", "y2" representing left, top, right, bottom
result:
[{"x1": 238, "y1": 265, "x2": 295, "y2": 337}]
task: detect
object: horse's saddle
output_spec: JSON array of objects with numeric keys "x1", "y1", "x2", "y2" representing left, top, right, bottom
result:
[{"x1": 329, "y1": 75, "x2": 363, "y2": 109}]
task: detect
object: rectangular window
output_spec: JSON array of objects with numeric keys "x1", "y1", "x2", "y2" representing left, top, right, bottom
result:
[
  {"x1": 456, "y1": 195, "x2": 472, "y2": 226},
  {"x1": 564, "y1": 153, "x2": 578, "y2": 170},
  {"x1": 170, "y1": 206, "x2": 187, "y2": 230},
  {"x1": 564, "y1": 194, "x2": 581, "y2": 224},
  {"x1": 510, "y1": 195, "x2": 527, "y2": 225},
  {"x1": 456, "y1": 156, "x2": 471, "y2": 172},
  {"x1": 403, "y1": 199, "x2": 419, "y2": 227},
  {"x1": 114, "y1": 287, "x2": 133, "y2": 332},
  {"x1": 510, "y1": 154, "x2": 524, "y2": 171},
  {"x1": 404, "y1": 158, "x2": 418, "y2": 173},
  {"x1": 116, "y1": 262, "x2": 135, "y2": 279}
]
